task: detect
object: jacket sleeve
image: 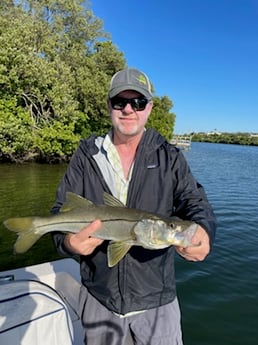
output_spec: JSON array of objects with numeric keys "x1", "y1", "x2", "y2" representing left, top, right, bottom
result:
[{"x1": 172, "y1": 150, "x2": 216, "y2": 245}]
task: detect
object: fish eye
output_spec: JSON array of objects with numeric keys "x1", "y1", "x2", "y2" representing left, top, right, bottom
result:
[{"x1": 169, "y1": 223, "x2": 175, "y2": 229}]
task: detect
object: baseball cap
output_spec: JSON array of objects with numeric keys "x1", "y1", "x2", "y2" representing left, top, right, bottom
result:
[{"x1": 108, "y1": 68, "x2": 152, "y2": 99}]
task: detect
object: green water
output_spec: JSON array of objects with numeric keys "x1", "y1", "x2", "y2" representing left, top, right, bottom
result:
[{"x1": 0, "y1": 163, "x2": 67, "y2": 270}]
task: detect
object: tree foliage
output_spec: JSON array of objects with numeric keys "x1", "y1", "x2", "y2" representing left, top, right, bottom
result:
[
  {"x1": 0, "y1": 0, "x2": 175, "y2": 162},
  {"x1": 0, "y1": 97, "x2": 33, "y2": 161},
  {"x1": 147, "y1": 96, "x2": 175, "y2": 139}
]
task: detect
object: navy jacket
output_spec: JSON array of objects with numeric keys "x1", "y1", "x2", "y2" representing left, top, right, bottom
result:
[{"x1": 52, "y1": 128, "x2": 216, "y2": 315}]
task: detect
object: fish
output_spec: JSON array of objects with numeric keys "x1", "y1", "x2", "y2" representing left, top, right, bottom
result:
[{"x1": 3, "y1": 192, "x2": 198, "y2": 267}]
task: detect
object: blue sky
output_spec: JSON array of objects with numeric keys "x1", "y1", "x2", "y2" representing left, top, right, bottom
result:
[{"x1": 91, "y1": 0, "x2": 258, "y2": 134}]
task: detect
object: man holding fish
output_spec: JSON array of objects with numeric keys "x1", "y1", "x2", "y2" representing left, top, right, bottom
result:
[{"x1": 52, "y1": 68, "x2": 216, "y2": 344}]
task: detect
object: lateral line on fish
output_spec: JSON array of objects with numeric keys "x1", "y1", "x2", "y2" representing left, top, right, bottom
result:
[{"x1": 36, "y1": 218, "x2": 137, "y2": 229}]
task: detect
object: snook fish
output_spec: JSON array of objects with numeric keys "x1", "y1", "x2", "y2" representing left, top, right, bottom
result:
[{"x1": 3, "y1": 192, "x2": 198, "y2": 267}]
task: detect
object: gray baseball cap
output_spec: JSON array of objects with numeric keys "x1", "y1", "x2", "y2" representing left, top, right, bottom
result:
[{"x1": 109, "y1": 68, "x2": 152, "y2": 99}]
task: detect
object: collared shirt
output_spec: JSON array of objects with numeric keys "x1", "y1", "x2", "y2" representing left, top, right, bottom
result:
[{"x1": 93, "y1": 131, "x2": 134, "y2": 205}]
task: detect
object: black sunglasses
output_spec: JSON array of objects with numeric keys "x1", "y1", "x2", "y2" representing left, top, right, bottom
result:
[{"x1": 110, "y1": 96, "x2": 149, "y2": 111}]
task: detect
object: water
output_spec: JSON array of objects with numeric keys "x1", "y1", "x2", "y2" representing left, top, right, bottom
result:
[
  {"x1": 177, "y1": 143, "x2": 258, "y2": 345},
  {"x1": 0, "y1": 163, "x2": 67, "y2": 270},
  {"x1": 0, "y1": 143, "x2": 258, "y2": 344}
]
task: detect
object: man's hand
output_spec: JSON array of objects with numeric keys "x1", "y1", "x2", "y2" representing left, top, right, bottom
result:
[
  {"x1": 64, "y1": 219, "x2": 104, "y2": 255},
  {"x1": 175, "y1": 225, "x2": 210, "y2": 261}
]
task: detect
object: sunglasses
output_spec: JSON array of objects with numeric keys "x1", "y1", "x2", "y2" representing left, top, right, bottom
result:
[{"x1": 110, "y1": 96, "x2": 149, "y2": 111}]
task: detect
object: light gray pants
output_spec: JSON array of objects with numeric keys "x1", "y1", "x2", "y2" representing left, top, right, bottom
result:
[{"x1": 79, "y1": 285, "x2": 183, "y2": 345}]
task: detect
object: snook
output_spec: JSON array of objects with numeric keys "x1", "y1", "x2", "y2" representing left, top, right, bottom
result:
[{"x1": 4, "y1": 192, "x2": 198, "y2": 267}]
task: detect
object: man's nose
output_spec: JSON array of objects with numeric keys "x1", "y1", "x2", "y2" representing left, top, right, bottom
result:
[{"x1": 122, "y1": 102, "x2": 134, "y2": 114}]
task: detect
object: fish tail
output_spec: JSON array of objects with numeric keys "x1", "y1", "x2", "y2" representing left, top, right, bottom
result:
[{"x1": 3, "y1": 217, "x2": 43, "y2": 254}]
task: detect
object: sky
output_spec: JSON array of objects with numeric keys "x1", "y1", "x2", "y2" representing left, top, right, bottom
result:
[{"x1": 90, "y1": 0, "x2": 258, "y2": 134}]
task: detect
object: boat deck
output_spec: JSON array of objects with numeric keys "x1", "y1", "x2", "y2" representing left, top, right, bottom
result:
[{"x1": 0, "y1": 258, "x2": 134, "y2": 345}]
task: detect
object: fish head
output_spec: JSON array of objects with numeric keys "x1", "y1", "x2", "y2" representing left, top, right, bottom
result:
[{"x1": 133, "y1": 218, "x2": 198, "y2": 249}]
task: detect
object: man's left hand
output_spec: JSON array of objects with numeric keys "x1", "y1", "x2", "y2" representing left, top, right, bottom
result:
[{"x1": 175, "y1": 226, "x2": 210, "y2": 261}]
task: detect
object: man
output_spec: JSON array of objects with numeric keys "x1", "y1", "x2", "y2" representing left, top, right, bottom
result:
[{"x1": 52, "y1": 67, "x2": 216, "y2": 345}]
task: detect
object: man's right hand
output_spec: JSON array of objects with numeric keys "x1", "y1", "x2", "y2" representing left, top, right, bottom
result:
[{"x1": 64, "y1": 219, "x2": 104, "y2": 255}]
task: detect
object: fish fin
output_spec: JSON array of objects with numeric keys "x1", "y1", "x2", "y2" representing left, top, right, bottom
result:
[
  {"x1": 61, "y1": 192, "x2": 94, "y2": 212},
  {"x1": 3, "y1": 218, "x2": 43, "y2": 254},
  {"x1": 103, "y1": 193, "x2": 125, "y2": 207},
  {"x1": 107, "y1": 241, "x2": 131, "y2": 267}
]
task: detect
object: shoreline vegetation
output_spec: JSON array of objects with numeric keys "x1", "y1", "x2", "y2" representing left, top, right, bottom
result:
[
  {"x1": 1, "y1": 132, "x2": 257, "y2": 164},
  {"x1": 191, "y1": 132, "x2": 258, "y2": 146},
  {"x1": 172, "y1": 132, "x2": 258, "y2": 148}
]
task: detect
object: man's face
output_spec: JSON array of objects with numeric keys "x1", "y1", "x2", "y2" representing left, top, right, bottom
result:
[{"x1": 108, "y1": 90, "x2": 153, "y2": 139}]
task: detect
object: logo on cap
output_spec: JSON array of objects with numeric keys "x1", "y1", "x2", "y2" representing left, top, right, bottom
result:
[{"x1": 138, "y1": 75, "x2": 147, "y2": 85}]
